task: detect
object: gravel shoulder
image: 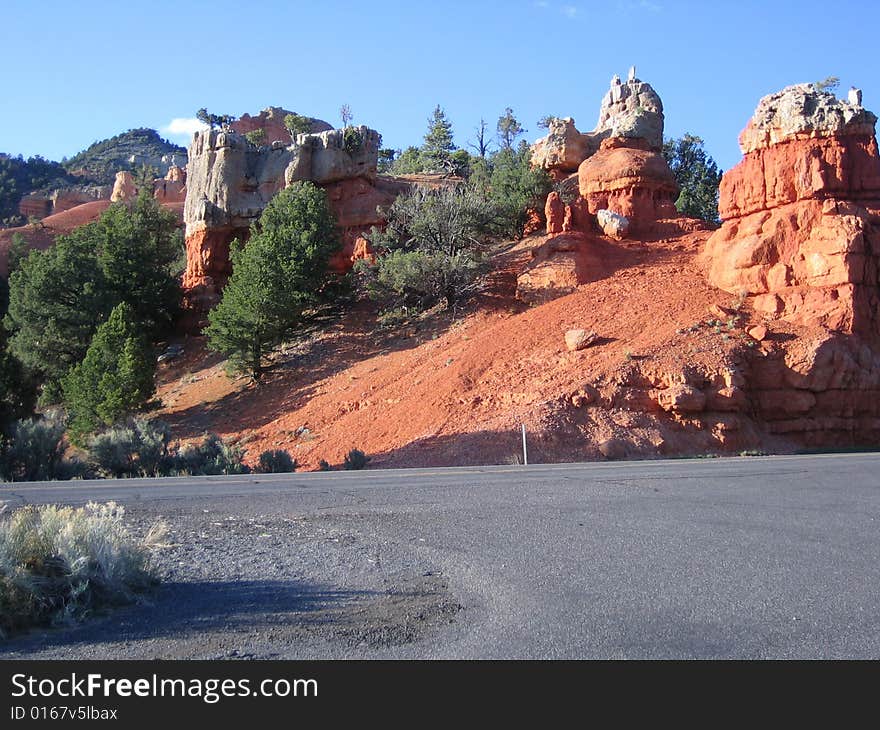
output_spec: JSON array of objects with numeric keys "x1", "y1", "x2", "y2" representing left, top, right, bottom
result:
[{"x1": 0, "y1": 500, "x2": 463, "y2": 660}]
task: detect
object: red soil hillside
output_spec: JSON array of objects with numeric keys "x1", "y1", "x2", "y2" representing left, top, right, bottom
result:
[
  {"x1": 0, "y1": 200, "x2": 184, "y2": 276},
  {"x1": 154, "y1": 227, "x2": 821, "y2": 470}
]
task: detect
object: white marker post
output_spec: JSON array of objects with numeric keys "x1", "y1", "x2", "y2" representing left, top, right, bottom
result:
[{"x1": 521, "y1": 423, "x2": 528, "y2": 466}]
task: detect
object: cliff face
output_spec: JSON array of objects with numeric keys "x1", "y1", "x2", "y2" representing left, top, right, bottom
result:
[
  {"x1": 705, "y1": 83, "x2": 880, "y2": 336},
  {"x1": 182, "y1": 123, "x2": 399, "y2": 322},
  {"x1": 701, "y1": 83, "x2": 880, "y2": 446}
]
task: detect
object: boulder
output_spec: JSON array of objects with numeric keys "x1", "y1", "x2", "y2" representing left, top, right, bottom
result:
[
  {"x1": 596, "y1": 209, "x2": 630, "y2": 239},
  {"x1": 595, "y1": 74, "x2": 665, "y2": 151},
  {"x1": 564, "y1": 329, "x2": 598, "y2": 351},
  {"x1": 655, "y1": 384, "x2": 707, "y2": 413},
  {"x1": 530, "y1": 118, "x2": 594, "y2": 176},
  {"x1": 747, "y1": 325, "x2": 768, "y2": 342}
]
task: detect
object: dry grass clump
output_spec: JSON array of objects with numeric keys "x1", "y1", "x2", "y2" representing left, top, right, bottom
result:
[{"x1": 0, "y1": 501, "x2": 168, "y2": 637}]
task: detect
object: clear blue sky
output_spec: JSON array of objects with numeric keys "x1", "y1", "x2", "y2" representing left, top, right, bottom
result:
[{"x1": 2, "y1": 0, "x2": 877, "y2": 172}]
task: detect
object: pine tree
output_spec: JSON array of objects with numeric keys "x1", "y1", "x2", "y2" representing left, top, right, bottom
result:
[
  {"x1": 421, "y1": 105, "x2": 456, "y2": 172},
  {"x1": 496, "y1": 108, "x2": 524, "y2": 151},
  {"x1": 662, "y1": 135, "x2": 722, "y2": 222},
  {"x1": 5, "y1": 226, "x2": 111, "y2": 392},
  {"x1": 4, "y1": 193, "x2": 180, "y2": 397},
  {"x1": 62, "y1": 302, "x2": 156, "y2": 445},
  {"x1": 96, "y1": 191, "x2": 181, "y2": 332},
  {"x1": 205, "y1": 182, "x2": 339, "y2": 380}
]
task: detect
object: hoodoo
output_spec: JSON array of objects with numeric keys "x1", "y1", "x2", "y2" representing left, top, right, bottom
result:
[{"x1": 704, "y1": 82, "x2": 880, "y2": 335}]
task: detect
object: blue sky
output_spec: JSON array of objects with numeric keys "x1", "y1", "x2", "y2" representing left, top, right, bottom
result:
[{"x1": 1, "y1": 0, "x2": 877, "y2": 172}]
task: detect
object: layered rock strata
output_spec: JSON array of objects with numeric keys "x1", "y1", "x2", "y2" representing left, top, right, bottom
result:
[
  {"x1": 705, "y1": 83, "x2": 880, "y2": 335},
  {"x1": 182, "y1": 121, "x2": 401, "y2": 320}
]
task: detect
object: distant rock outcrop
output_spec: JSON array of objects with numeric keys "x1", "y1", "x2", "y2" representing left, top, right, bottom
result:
[
  {"x1": 704, "y1": 82, "x2": 880, "y2": 335},
  {"x1": 182, "y1": 120, "x2": 405, "y2": 323},
  {"x1": 110, "y1": 171, "x2": 138, "y2": 202},
  {"x1": 19, "y1": 184, "x2": 112, "y2": 219}
]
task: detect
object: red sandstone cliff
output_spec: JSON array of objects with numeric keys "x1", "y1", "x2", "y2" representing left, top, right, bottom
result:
[{"x1": 704, "y1": 83, "x2": 880, "y2": 336}]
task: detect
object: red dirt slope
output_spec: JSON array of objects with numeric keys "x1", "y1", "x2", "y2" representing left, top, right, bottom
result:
[{"x1": 154, "y1": 228, "x2": 812, "y2": 470}]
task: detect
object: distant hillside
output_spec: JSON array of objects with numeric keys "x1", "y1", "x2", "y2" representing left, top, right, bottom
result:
[
  {"x1": 63, "y1": 128, "x2": 187, "y2": 185},
  {"x1": 0, "y1": 154, "x2": 77, "y2": 224}
]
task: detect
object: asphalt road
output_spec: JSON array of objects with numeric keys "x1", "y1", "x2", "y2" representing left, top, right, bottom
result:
[{"x1": 2, "y1": 454, "x2": 879, "y2": 659}]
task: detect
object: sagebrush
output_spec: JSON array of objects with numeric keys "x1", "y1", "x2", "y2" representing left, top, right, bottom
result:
[{"x1": 0, "y1": 501, "x2": 167, "y2": 636}]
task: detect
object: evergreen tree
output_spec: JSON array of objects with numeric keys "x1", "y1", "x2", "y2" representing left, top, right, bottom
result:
[
  {"x1": 96, "y1": 191, "x2": 181, "y2": 333},
  {"x1": 662, "y1": 134, "x2": 722, "y2": 222},
  {"x1": 4, "y1": 193, "x2": 180, "y2": 398},
  {"x1": 421, "y1": 105, "x2": 456, "y2": 172},
  {"x1": 205, "y1": 182, "x2": 339, "y2": 380},
  {"x1": 62, "y1": 302, "x2": 156, "y2": 445},
  {"x1": 284, "y1": 113, "x2": 312, "y2": 138},
  {"x1": 0, "y1": 276, "x2": 37, "y2": 435},
  {"x1": 486, "y1": 142, "x2": 551, "y2": 238},
  {"x1": 496, "y1": 108, "x2": 525, "y2": 151},
  {"x1": 5, "y1": 226, "x2": 111, "y2": 393}
]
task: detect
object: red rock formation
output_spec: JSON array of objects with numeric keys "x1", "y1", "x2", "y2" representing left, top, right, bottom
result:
[
  {"x1": 545, "y1": 191, "x2": 565, "y2": 234},
  {"x1": 350, "y1": 236, "x2": 376, "y2": 266},
  {"x1": 516, "y1": 233, "x2": 614, "y2": 303},
  {"x1": 577, "y1": 140, "x2": 679, "y2": 235},
  {"x1": 153, "y1": 165, "x2": 186, "y2": 204},
  {"x1": 18, "y1": 195, "x2": 52, "y2": 219},
  {"x1": 231, "y1": 107, "x2": 332, "y2": 145},
  {"x1": 705, "y1": 83, "x2": 880, "y2": 335}
]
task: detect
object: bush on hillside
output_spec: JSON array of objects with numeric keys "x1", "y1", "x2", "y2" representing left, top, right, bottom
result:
[
  {"x1": 88, "y1": 420, "x2": 172, "y2": 478},
  {"x1": 343, "y1": 448, "x2": 370, "y2": 471},
  {"x1": 359, "y1": 249, "x2": 482, "y2": 313},
  {"x1": 0, "y1": 501, "x2": 166, "y2": 636},
  {"x1": 62, "y1": 302, "x2": 156, "y2": 445},
  {"x1": 176, "y1": 434, "x2": 249, "y2": 476},
  {"x1": 0, "y1": 416, "x2": 82, "y2": 482},
  {"x1": 254, "y1": 449, "x2": 298, "y2": 474}
]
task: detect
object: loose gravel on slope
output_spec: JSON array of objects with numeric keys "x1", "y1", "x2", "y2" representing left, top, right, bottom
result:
[{"x1": 0, "y1": 503, "x2": 462, "y2": 660}]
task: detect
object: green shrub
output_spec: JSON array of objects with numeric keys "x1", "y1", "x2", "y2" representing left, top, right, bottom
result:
[
  {"x1": 244, "y1": 129, "x2": 266, "y2": 146},
  {"x1": 343, "y1": 127, "x2": 364, "y2": 156},
  {"x1": 175, "y1": 434, "x2": 249, "y2": 476},
  {"x1": 284, "y1": 113, "x2": 312, "y2": 138},
  {"x1": 343, "y1": 448, "x2": 370, "y2": 471},
  {"x1": 62, "y1": 302, "x2": 156, "y2": 445},
  {"x1": 0, "y1": 501, "x2": 166, "y2": 636},
  {"x1": 88, "y1": 419, "x2": 172, "y2": 478},
  {"x1": 318, "y1": 459, "x2": 331, "y2": 472},
  {"x1": 255, "y1": 449, "x2": 297, "y2": 474},
  {"x1": 363, "y1": 249, "x2": 482, "y2": 312},
  {"x1": 0, "y1": 416, "x2": 80, "y2": 482}
]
